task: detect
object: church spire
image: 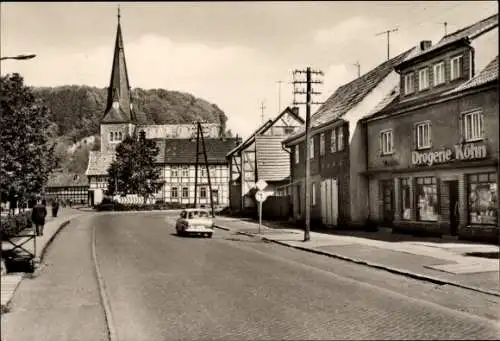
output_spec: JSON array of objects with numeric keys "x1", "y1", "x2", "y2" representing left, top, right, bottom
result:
[{"x1": 102, "y1": 6, "x2": 136, "y2": 123}]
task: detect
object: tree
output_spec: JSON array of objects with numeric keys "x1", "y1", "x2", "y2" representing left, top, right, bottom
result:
[
  {"x1": 106, "y1": 132, "x2": 163, "y2": 204},
  {"x1": 0, "y1": 73, "x2": 57, "y2": 204}
]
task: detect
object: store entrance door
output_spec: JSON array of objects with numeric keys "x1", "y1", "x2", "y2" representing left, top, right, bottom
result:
[
  {"x1": 448, "y1": 180, "x2": 459, "y2": 236},
  {"x1": 381, "y1": 180, "x2": 394, "y2": 225}
]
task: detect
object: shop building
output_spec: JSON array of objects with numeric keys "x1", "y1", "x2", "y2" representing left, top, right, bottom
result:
[
  {"x1": 282, "y1": 47, "x2": 416, "y2": 228},
  {"x1": 361, "y1": 15, "x2": 498, "y2": 242}
]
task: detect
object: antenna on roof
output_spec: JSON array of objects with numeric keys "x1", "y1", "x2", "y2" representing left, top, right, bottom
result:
[
  {"x1": 117, "y1": 4, "x2": 121, "y2": 24},
  {"x1": 260, "y1": 101, "x2": 266, "y2": 124},
  {"x1": 375, "y1": 28, "x2": 398, "y2": 61},
  {"x1": 353, "y1": 61, "x2": 361, "y2": 78},
  {"x1": 441, "y1": 22, "x2": 448, "y2": 36}
]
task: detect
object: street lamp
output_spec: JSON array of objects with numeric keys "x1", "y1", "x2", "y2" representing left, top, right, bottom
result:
[{"x1": 0, "y1": 54, "x2": 36, "y2": 61}]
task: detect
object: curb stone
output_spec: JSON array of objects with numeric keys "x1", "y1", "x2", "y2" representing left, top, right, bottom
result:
[
  {"x1": 1, "y1": 215, "x2": 78, "y2": 313},
  {"x1": 229, "y1": 228, "x2": 500, "y2": 298}
]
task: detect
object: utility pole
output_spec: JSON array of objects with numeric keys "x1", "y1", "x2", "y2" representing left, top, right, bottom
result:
[
  {"x1": 353, "y1": 61, "x2": 361, "y2": 78},
  {"x1": 376, "y1": 28, "x2": 398, "y2": 61},
  {"x1": 193, "y1": 121, "x2": 215, "y2": 217},
  {"x1": 276, "y1": 80, "x2": 283, "y2": 112},
  {"x1": 292, "y1": 67, "x2": 324, "y2": 242},
  {"x1": 260, "y1": 101, "x2": 266, "y2": 123}
]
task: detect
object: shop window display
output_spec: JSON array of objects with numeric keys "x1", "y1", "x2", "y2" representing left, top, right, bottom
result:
[
  {"x1": 416, "y1": 177, "x2": 438, "y2": 221},
  {"x1": 400, "y1": 178, "x2": 411, "y2": 220},
  {"x1": 468, "y1": 173, "x2": 497, "y2": 225}
]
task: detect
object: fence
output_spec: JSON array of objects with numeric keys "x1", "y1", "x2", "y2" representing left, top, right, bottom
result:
[{"x1": 262, "y1": 195, "x2": 291, "y2": 220}]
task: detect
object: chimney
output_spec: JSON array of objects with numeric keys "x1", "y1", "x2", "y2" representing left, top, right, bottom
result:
[
  {"x1": 291, "y1": 106, "x2": 299, "y2": 116},
  {"x1": 420, "y1": 40, "x2": 432, "y2": 52}
]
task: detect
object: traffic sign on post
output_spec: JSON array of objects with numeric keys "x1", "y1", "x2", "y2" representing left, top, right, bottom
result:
[
  {"x1": 255, "y1": 179, "x2": 268, "y2": 191},
  {"x1": 255, "y1": 190, "x2": 268, "y2": 202},
  {"x1": 255, "y1": 190, "x2": 269, "y2": 234}
]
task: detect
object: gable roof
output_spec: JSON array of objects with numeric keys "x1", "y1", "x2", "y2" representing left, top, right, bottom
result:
[
  {"x1": 46, "y1": 172, "x2": 89, "y2": 187},
  {"x1": 284, "y1": 47, "x2": 415, "y2": 142},
  {"x1": 227, "y1": 106, "x2": 304, "y2": 157},
  {"x1": 164, "y1": 138, "x2": 240, "y2": 164},
  {"x1": 439, "y1": 13, "x2": 498, "y2": 46},
  {"x1": 86, "y1": 151, "x2": 116, "y2": 176},
  {"x1": 395, "y1": 14, "x2": 498, "y2": 71},
  {"x1": 255, "y1": 135, "x2": 291, "y2": 182}
]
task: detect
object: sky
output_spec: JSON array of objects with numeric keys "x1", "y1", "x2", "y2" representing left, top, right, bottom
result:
[{"x1": 1, "y1": 1, "x2": 498, "y2": 139}]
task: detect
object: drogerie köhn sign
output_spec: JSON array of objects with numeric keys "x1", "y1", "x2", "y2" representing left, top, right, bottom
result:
[{"x1": 412, "y1": 144, "x2": 487, "y2": 166}]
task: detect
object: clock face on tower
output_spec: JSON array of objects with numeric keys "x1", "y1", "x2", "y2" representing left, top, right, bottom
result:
[{"x1": 112, "y1": 101, "x2": 120, "y2": 109}]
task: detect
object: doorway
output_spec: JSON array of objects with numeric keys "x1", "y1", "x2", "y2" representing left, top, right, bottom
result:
[
  {"x1": 447, "y1": 180, "x2": 459, "y2": 236},
  {"x1": 380, "y1": 180, "x2": 394, "y2": 225}
]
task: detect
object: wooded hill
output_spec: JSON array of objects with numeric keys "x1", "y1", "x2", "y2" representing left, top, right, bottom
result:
[{"x1": 33, "y1": 85, "x2": 230, "y2": 175}]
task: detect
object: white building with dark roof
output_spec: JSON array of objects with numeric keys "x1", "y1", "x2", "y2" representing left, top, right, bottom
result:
[{"x1": 85, "y1": 10, "x2": 237, "y2": 206}]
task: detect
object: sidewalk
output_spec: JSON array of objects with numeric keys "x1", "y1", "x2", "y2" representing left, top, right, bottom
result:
[
  {"x1": 214, "y1": 217, "x2": 500, "y2": 297},
  {"x1": 1, "y1": 208, "x2": 85, "y2": 312}
]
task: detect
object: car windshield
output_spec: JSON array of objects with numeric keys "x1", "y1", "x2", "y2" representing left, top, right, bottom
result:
[{"x1": 188, "y1": 211, "x2": 209, "y2": 219}]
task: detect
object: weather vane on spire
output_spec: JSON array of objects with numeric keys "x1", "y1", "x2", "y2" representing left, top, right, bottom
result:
[{"x1": 117, "y1": 5, "x2": 121, "y2": 23}]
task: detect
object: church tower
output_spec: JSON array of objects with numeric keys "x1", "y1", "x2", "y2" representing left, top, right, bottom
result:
[{"x1": 100, "y1": 7, "x2": 136, "y2": 153}]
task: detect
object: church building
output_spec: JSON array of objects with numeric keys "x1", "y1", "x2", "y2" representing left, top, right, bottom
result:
[{"x1": 86, "y1": 10, "x2": 239, "y2": 207}]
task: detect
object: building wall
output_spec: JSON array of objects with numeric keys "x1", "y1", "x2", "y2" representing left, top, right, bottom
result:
[
  {"x1": 367, "y1": 88, "x2": 499, "y2": 170},
  {"x1": 100, "y1": 123, "x2": 135, "y2": 153},
  {"x1": 366, "y1": 87, "x2": 498, "y2": 241},
  {"x1": 89, "y1": 175, "x2": 109, "y2": 190},
  {"x1": 160, "y1": 164, "x2": 230, "y2": 207}
]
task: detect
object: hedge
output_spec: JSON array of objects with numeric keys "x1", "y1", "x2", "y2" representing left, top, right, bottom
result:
[
  {"x1": 95, "y1": 201, "x2": 188, "y2": 212},
  {"x1": 0, "y1": 211, "x2": 33, "y2": 239}
]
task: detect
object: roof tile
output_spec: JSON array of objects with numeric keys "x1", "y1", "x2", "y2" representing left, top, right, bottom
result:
[
  {"x1": 164, "y1": 138, "x2": 240, "y2": 164},
  {"x1": 288, "y1": 47, "x2": 415, "y2": 139},
  {"x1": 46, "y1": 172, "x2": 89, "y2": 187},
  {"x1": 85, "y1": 151, "x2": 116, "y2": 176}
]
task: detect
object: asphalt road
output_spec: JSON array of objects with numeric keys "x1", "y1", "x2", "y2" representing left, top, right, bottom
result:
[{"x1": 2, "y1": 212, "x2": 500, "y2": 341}]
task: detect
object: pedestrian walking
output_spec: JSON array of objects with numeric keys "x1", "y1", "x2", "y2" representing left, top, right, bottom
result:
[
  {"x1": 32, "y1": 198, "x2": 47, "y2": 236},
  {"x1": 51, "y1": 198, "x2": 60, "y2": 218}
]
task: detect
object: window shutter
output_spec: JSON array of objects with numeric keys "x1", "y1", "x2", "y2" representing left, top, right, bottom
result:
[
  {"x1": 378, "y1": 132, "x2": 382, "y2": 156},
  {"x1": 458, "y1": 114, "x2": 464, "y2": 142},
  {"x1": 480, "y1": 113, "x2": 485, "y2": 138},
  {"x1": 412, "y1": 124, "x2": 417, "y2": 150},
  {"x1": 428, "y1": 122, "x2": 432, "y2": 147}
]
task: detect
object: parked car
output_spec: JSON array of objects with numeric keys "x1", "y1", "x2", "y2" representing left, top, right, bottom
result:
[{"x1": 175, "y1": 208, "x2": 214, "y2": 238}]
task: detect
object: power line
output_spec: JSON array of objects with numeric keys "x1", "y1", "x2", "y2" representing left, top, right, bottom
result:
[{"x1": 292, "y1": 67, "x2": 324, "y2": 242}]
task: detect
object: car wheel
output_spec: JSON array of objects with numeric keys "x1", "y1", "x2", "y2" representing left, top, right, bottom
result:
[{"x1": 206, "y1": 233, "x2": 213, "y2": 238}]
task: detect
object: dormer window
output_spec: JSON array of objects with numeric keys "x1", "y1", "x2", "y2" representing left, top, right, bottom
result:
[
  {"x1": 404, "y1": 72, "x2": 415, "y2": 95},
  {"x1": 450, "y1": 55, "x2": 463, "y2": 80},
  {"x1": 433, "y1": 62, "x2": 445, "y2": 85},
  {"x1": 112, "y1": 101, "x2": 120, "y2": 109},
  {"x1": 418, "y1": 68, "x2": 429, "y2": 90}
]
